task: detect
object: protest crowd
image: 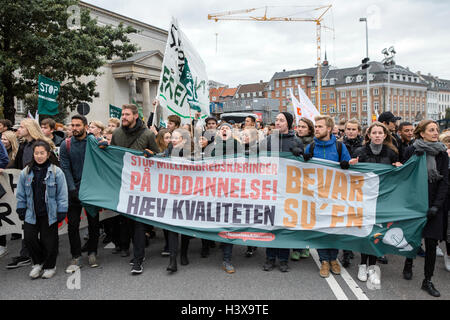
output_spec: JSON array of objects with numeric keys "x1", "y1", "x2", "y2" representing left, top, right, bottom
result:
[{"x1": 0, "y1": 101, "x2": 448, "y2": 298}]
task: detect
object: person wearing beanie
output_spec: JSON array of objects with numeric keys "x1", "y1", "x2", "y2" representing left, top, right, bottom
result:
[{"x1": 259, "y1": 112, "x2": 306, "y2": 273}]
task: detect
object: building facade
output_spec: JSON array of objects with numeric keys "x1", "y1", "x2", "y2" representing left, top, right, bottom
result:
[{"x1": 268, "y1": 62, "x2": 428, "y2": 126}]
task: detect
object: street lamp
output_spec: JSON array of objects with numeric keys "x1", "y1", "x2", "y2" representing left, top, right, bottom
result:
[
  {"x1": 359, "y1": 17, "x2": 371, "y2": 126},
  {"x1": 381, "y1": 46, "x2": 396, "y2": 112}
]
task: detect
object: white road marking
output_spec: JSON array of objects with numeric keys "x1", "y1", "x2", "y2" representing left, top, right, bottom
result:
[
  {"x1": 310, "y1": 249, "x2": 348, "y2": 300},
  {"x1": 310, "y1": 249, "x2": 370, "y2": 300}
]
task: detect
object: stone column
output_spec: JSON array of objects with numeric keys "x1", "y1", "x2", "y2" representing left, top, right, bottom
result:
[
  {"x1": 127, "y1": 76, "x2": 137, "y2": 104},
  {"x1": 142, "y1": 79, "x2": 151, "y2": 119}
]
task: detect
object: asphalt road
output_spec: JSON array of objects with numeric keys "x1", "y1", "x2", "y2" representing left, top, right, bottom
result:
[{"x1": 0, "y1": 228, "x2": 449, "y2": 301}]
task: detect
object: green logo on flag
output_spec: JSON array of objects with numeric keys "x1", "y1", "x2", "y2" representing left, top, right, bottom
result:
[
  {"x1": 180, "y1": 58, "x2": 201, "y2": 112},
  {"x1": 38, "y1": 75, "x2": 60, "y2": 115}
]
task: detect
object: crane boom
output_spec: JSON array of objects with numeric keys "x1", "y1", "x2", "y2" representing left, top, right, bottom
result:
[{"x1": 208, "y1": 5, "x2": 333, "y2": 111}]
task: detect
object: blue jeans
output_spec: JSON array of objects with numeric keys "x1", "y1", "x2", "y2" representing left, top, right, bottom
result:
[
  {"x1": 317, "y1": 249, "x2": 338, "y2": 262},
  {"x1": 222, "y1": 243, "x2": 233, "y2": 262},
  {"x1": 266, "y1": 248, "x2": 290, "y2": 262}
]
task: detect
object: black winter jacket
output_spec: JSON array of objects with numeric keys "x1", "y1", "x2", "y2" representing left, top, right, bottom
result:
[
  {"x1": 354, "y1": 144, "x2": 399, "y2": 165},
  {"x1": 404, "y1": 145, "x2": 449, "y2": 240}
]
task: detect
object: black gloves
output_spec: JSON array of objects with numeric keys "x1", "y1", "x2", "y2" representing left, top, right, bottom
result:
[
  {"x1": 303, "y1": 153, "x2": 312, "y2": 162},
  {"x1": 427, "y1": 206, "x2": 439, "y2": 220},
  {"x1": 290, "y1": 146, "x2": 303, "y2": 157},
  {"x1": 69, "y1": 189, "x2": 78, "y2": 202},
  {"x1": 340, "y1": 161, "x2": 350, "y2": 170},
  {"x1": 98, "y1": 141, "x2": 109, "y2": 149},
  {"x1": 57, "y1": 212, "x2": 67, "y2": 223},
  {"x1": 17, "y1": 208, "x2": 26, "y2": 221}
]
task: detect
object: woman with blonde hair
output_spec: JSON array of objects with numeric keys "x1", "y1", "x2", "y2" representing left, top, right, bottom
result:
[
  {"x1": 12, "y1": 118, "x2": 55, "y2": 170},
  {"x1": 88, "y1": 121, "x2": 105, "y2": 139},
  {"x1": 1, "y1": 130, "x2": 19, "y2": 168}
]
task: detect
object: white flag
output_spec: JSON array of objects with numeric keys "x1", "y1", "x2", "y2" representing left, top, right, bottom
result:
[
  {"x1": 156, "y1": 17, "x2": 210, "y2": 127},
  {"x1": 290, "y1": 86, "x2": 321, "y2": 125}
]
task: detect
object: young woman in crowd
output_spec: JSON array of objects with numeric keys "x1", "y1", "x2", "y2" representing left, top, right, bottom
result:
[
  {"x1": 401, "y1": 120, "x2": 448, "y2": 297},
  {"x1": 88, "y1": 121, "x2": 105, "y2": 139},
  {"x1": 352, "y1": 122, "x2": 402, "y2": 286},
  {"x1": 16, "y1": 140, "x2": 68, "y2": 279}
]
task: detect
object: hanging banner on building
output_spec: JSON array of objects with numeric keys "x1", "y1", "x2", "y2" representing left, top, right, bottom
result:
[
  {"x1": 155, "y1": 17, "x2": 209, "y2": 127},
  {"x1": 79, "y1": 136, "x2": 428, "y2": 258},
  {"x1": 290, "y1": 85, "x2": 321, "y2": 124},
  {"x1": 38, "y1": 75, "x2": 60, "y2": 115},
  {"x1": 0, "y1": 170, "x2": 117, "y2": 236}
]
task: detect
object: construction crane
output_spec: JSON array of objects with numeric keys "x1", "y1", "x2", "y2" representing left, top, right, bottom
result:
[{"x1": 208, "y1": 5, "x2": 333, "y2": 111}]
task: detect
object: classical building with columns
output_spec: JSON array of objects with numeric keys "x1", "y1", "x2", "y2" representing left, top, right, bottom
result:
[{"x1": 73, "y1": 1, "x2": 168, "y2": 124}]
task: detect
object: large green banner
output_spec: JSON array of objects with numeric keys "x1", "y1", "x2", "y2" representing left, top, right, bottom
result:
[{"x1": 80, "y1": 136, "x2": 428, "y2": 258}]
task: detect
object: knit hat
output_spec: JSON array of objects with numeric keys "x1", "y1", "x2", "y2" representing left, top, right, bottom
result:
[{"x1": 281, "y1": 112, "x2": 294, "y2": 130}]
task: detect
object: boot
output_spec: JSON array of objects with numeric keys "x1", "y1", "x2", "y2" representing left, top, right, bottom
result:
[
  {"x1": 167, "y1": 255, "x2": 177, "y2": 273},
  {"x1": 421, "y1": 279, "x2": 440, "y2": 297},
  {"x1": 341, "y1": 251, "x2": 350, "y2": 268},
  {"x1": 403, "y1": 259, "x2": 413, "y2": 280},
  {"x1": 180, "y1": 238, "x2": 189, "y2": 266}
]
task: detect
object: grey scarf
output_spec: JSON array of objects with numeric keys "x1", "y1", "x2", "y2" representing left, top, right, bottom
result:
[
  {"x1": 369, "y1": 142, "x2": 383, "y2": 155},
  {"x1": 413, "y1": 139, "x2": 447, "y2": 183}
]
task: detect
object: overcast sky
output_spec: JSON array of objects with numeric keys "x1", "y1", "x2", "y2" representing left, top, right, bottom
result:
[{"x1": 85, "y1": 0, "x2": 450, "y2": 87}]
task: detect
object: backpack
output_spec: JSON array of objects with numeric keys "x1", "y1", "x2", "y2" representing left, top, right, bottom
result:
[{"x1": 308, "y1": 140, "x2": 343, "y2": 162}]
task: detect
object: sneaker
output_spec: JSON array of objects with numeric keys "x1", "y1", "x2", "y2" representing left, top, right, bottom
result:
[
  {"x1": 290, "y1": 251, "x2": 301, "y2": 261},
  {"x1": 436, "y1": 246, "x2": 444, "y2": 257},
  {"x1": 160, "y1": 249, "x2": 170, "y2": 257},
  {"x1": 6, "y1": 256, "x2": 31, "y2": 269},
  {"x1": 88, "y1": 254, "x2": 98, "y2": 268},
  {"x1": 279, "y1": 261, "x2": 289, "y2": 272},
  {"x1": 65, "y1": 257, "x2": 82, "y2": 274},
  {"x1": 299, "y1": 249, "x2": 310, "y2": 258},
  {"x1": 320, "y1": 261, "x2": 330, "y2": 278},
  {"x1": 29, "y1": 264, "x2": 43, "y2": 279},
  {"x1": 41, "y1": 267, "x2": 56, "y2": 279},
  {"x1": 131, "y1": 262, "x2": 143, "y2": 275},
  {"x1": 263, "y1": 259, "x2": 276, "y2": 271},
  {"x1": 358, "y1": 264, "x2": 368, "y2": 282},
  {"x1": 129, "y1": 257, "x2": 146, "y2": 265},
  {"x1": 367, "y1": 266, "x2": 381, "y2": 286},
  {"x1": 222, "y1": 261, "x2": 235, "y2": 274},
  {"x1": 0, "y1": 246, "x2": 8, "y2": 258},
  {"x1": 120, "y1": 249, "x2": 130, "y2": 258},
  {"x1": 444, "y1": 254, "x2": 450, "y2": 272},
  {"x1": 330, "y1": 260, "x2": 341, "y2": 275}
]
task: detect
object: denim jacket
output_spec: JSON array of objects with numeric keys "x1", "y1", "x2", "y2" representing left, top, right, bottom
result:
[{"x1": 16, "y1": 164, "x2": 68, "y2": 225}]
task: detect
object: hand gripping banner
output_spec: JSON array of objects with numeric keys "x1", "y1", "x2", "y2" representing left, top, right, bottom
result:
[{"x1": 79, "y1": 136, "x2": 428, "y2": 258}]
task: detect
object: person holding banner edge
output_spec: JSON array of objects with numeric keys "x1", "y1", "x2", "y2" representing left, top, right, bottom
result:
[
  {"x1": 260, "y1": 112, "x2": 305, "y2": 272},
  {"x1": 401, "y1": 120, "x2": 448, "y2": 297},
  {"x1": 61, "y1": 115, "x2": 101, "y2": 273},
  {"x1": 351, "y1": 121, "x2": 402, "y2": 286},
  {"x1": 304, "y1": 115, "x2": 351, "y2": 278},
  {"x1": 104, "y1": 104, "x2": 159, "y2": 275}
]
